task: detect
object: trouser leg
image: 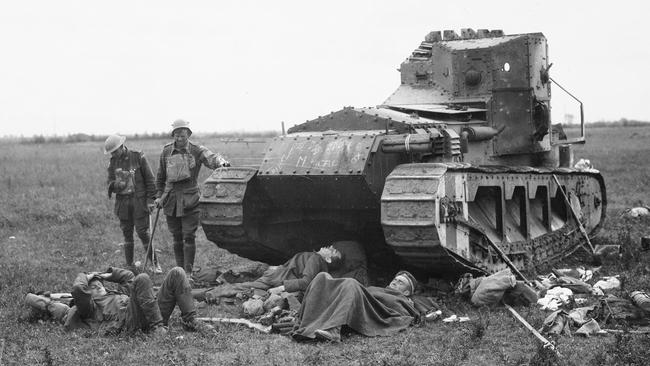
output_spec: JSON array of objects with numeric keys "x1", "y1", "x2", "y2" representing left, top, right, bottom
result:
[
  {"x1": 182, "y1": 212, "x2": 199, "y2": 274},
  {"x1": 135, "y1": 214, "x2": 156, "y2": 264},
  {"x1": 24, "y1": 294, "x2": 70, "y2": 323},
  {"x1": 120, "y1": 219, "x2": 135, "y2": 266},
  {"x1": 123, "y1": 242, "x2": 135, "y2": 266},
  {"x1": 126, "y1": 273, "x2": 163, "y2": 331},
  {"x1": 157, "y1": 267, "x2": 196, "y2": 324},
  {"x1": 166, "y1": 215, "x2": 184, "y2": 267},
  {"x1": 183, "y1": 238, "x2": 196, "y2": 274}
]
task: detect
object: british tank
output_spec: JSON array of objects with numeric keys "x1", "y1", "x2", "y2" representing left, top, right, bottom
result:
[{"x1": 199, "y1": 28, "x2": 606, "y2": 277}]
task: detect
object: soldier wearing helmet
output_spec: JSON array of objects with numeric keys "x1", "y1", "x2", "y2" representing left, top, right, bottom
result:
[
  {"x1": 105, "y1": 134, "x2": 161, "y2": 273},
  {"x1": 154, "y1": 120, "x2": 230, "y2": 274}
]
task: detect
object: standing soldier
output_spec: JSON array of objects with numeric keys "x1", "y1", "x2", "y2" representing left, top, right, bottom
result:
[
  {"x1": 105, "y1": 134, "x2": 161, "y2": 273},
  {"x1": 154, "y1": 120, "x2": 230, "y2": 274}
]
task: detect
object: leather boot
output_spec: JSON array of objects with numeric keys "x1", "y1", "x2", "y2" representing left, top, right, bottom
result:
[
  {"x1": 183, "y1": 238, "x2": 196, "y2": 274},
  {"x1": 25, "y1": 294, "x2": 70, "y2": 322},
  {"x1": 25, "y1": 293, "x2": 50, "y2": 312},
  {"x1": 173, "y1": 241, "x2": 184, "y2": 268},
  {"x1": 124, "y1": 241, "x2": 135, "y2": 266},
  {"x1": 131, "y1": 274, "x2": 163, "y2": 330}
]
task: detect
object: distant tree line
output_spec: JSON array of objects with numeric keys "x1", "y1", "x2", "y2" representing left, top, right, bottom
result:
[
  {"x1": 18, "y1": 131, "x2": 280, "y2": 144},
  {"x1": 6, "y1": 118, "x2": 649, "y2": 144},
  {"x1": 563, "y1": 118, "x2": 650, "y2": 128}
]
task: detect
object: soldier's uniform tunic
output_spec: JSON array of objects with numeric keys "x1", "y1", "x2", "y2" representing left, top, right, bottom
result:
[
  {"x1": 155, "y1": 141, "x2": 226, "y2": 273},
  {"x1": 107, "y1": 147, "x2": 157, "y2": 266}
]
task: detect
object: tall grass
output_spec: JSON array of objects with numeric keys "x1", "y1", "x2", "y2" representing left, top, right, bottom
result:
[{"x1": 1, "y1": 128, "x2": 650, "y2": 365}]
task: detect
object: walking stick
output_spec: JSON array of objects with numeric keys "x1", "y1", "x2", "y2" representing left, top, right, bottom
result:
[{"x1": 144, "y1": 207, "x2": 161, "y2": 272}]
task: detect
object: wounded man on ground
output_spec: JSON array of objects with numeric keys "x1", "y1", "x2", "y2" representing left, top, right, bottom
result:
[
  {"x1": 197, "y1": 245, "x2": 348, "y2": 301},
  {"x1": 290, "y1": 270, "x2": 437, "y2": 342},
  {"x1": 24, "y1": 266, "x2": 213, "y2": 335}
]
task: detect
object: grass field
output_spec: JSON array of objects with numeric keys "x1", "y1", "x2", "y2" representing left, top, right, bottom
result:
[{"x1": 1, "y1": 127, "x2": 649, "y2": 365}]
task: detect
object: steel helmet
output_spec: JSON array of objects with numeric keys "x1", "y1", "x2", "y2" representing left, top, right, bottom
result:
[
  {"x1": 104, "y1": 134, "x2": 126, "y2": 155},
  {"x1": 171, "y1": 119, "x2": 192, "y2": 136}
]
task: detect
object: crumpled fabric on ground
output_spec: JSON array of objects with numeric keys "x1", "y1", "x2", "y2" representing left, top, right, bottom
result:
[
  {"x1": 555, "y1": 275, "x2": 592, "y2": 294},
  {"x1": 242, "y1": 298, "x2": 264, "y2": 317},
  {"x1": 538, "y1": 296, "x2": 562, "y2": 311},
  {"x1": 457, "y1": 270, "x2": 538, "y2": 307},
  {"x1": 538, "y1": 287, "x2": 573, "y2": 311},
  {"x1": 442, "y1": 315, "x2": 470, "y2": 323},
  {"x1": 630, "y1": 291, "x2": 650, "y2": 313},
  {"x1": 536, "y1": 274, "x2": 558, "y2": 290},
  {"x1": 568, "y1": 305, "x2": 597, "y2": 326},
  {"x1": 593, "y1": 276, "x2": 621, "y2": 292},
  {"x1": 592, "y1": 287, "x2": 604, "y2": 297},
  {"x1": 597, "y1": 295, "x2": 649, "y2": 325},
  {"x1": 503, "y1": 281, "x2": 539, "y2": 306},
  {"x1": 577, "y1": 267, "x2": 594, "y2": 282},
  {"x1": 192, "y1": 263, "x2": 269, "y2": 287},
  {"x1": 574, "y1": 297, "x2": 589, "y2": 306},
  {"x1": 469, "y1": 269, "x2": 517, "y2": 306},
  {"x1": 553, "y1": 268, "x2": 580, "y2": 279},
  {"x1": 540, "y1": 310, "x2": 571, "y2": 336},
  {"x1": 575, "y1": 319, "x2": 606, "y2": 337},
  {"x1": 547, "y1": 287, "x2": 573, "y2": 304},
  {"x1": 622, "y1": 206, "x2": 650, "y2": 217},
  {"x1": 203, "y1": 283, "x2": 242, "y2": 300}
]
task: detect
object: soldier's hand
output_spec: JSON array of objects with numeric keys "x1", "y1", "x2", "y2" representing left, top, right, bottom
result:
[
  {"x1": 147, "y1": 203, "x2": 156, "y2": 212},
  {"x1": 154, "y1": 198, "x2": 164, "y2": 208}
]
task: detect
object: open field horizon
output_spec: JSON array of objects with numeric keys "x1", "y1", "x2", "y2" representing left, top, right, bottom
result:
[
  {"x1": 2, "y1": 119, "x2": 650, "y2": 141},
  {"x1": 1, "y1": 126, "x2": 649, "y2": 364}
]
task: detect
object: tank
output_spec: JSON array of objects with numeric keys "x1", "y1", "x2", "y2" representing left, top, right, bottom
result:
[{"x1": 199, "y1": 28, "x2": 606, "y2": 277}]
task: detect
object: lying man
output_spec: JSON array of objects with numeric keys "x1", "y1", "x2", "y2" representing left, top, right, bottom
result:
[
  {"x1": 25, "y1": 266, "x2": 211, "y2": 335},
  {"x1": 291, "y1": 270, "x2": 428, "y2": 342},
  {"x1": 201, "y1": 245, "x2": 344, "y2": 300}
]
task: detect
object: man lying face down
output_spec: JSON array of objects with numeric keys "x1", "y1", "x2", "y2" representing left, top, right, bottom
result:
[
  {"x1": 201, "y1": 245, "x2": 344, "y2": 300},
  {"x1": 25, "y1": 267, "x2": 213, "y2": 335},
  {"x1": 291, "y1": 270, "x2": 423, "y2": 342}
]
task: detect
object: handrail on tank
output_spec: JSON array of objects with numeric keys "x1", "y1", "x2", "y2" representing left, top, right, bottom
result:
[{"x1": 549, "y1": 77, "x2": 585, "y2": 145}]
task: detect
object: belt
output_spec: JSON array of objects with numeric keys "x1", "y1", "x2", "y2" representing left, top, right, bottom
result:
[{"x1": 169, "y1": 179, "x2": 197, "y2": 190}]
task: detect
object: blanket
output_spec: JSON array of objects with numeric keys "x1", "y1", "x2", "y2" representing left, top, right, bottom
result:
[{"x1": 292, "y1": 272, "x2": 420, "y2": 339}]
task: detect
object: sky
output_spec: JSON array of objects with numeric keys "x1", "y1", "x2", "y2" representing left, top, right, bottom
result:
[{"x1": 0, "y1": 0, "x2": 647, "y2": 136}]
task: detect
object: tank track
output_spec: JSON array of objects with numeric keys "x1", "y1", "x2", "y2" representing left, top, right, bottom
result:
[{"x1": 382, "y1": 163, "x2": 607, "y2": 275}]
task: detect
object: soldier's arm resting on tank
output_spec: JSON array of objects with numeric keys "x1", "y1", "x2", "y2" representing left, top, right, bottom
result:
[
  {"x1": 198, "y1": 145, "x2": 230, "y2": 169},
  {"x1": 139, "y1": 152, "x2": 156, "y2": 204},
  {"x1": 282, "y1": 256, "x2": 329, "y2": 293},
  {"x1": 71, "y1": 272, "x2": 97, "y2": 318}
]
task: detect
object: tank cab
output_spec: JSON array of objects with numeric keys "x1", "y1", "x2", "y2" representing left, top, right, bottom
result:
[{"x1": 383, "y1": 28, "x2": 584, "y2": 167}]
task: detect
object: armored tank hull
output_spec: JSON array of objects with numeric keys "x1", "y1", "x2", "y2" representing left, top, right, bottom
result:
[{"x1": 200, "y1": 29, "x2": 606, "y2": 276}]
